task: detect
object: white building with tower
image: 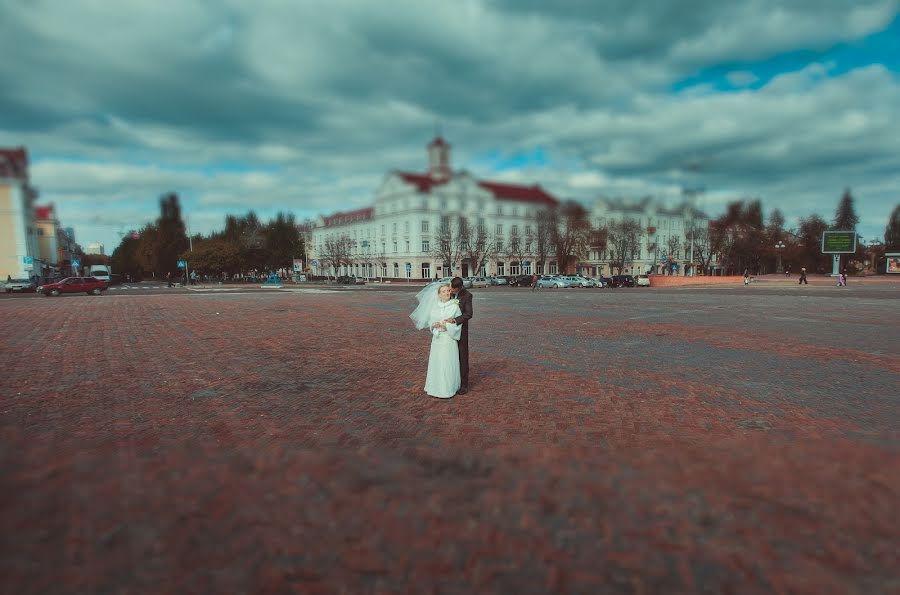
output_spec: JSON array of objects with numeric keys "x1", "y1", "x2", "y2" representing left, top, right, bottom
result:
[{"x1": 307, "y1": 137, "x2": 560, "y2": 280}]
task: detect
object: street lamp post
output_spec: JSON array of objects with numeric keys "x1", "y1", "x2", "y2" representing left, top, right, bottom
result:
[{"x1": 774, "y1": 240, "x2": 786, "y2": 274}]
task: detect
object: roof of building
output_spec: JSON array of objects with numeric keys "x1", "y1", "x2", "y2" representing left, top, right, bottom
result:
[
  {"x1": 395, "y1": 171, "x2": 559, "y2": 207},
  {"x1": 35, "y1": 204, "x2": 55, "y2": 220},
  {"x1": 0, "y1": 147, "x2": 29, "y2": 179},
  {"x1": 322, "y1": 207, "x2": 374, "y2": 227},
  {"x1": 428, "y1": 136, "x2": 449, "y2": 147},
  {"x1": 477, "y1": 180, "x2": 559, "y2": 207}
]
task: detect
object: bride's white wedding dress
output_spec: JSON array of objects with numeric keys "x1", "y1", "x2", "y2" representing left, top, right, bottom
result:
[{"x1": 424, "y1": 299, "x2": 462, "y2": 398}]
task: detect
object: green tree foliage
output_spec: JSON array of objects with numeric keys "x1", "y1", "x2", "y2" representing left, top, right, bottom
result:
[
  {"x1": 713, "y1": 199, "x2": 766, "y2": 274},
  {"x1": 798, "y1": 214, "x2": 830, "y2": 272},
  {"x1": 832, "y1": 189, "x2": 859, "y2": 231},
  {"x1": 110, "y1": 232, "x2": 143, "y2": 278},
  {"x1": 264, "y1": 212, "x2": 304, "y2": 271},
  {"x1": 884, "y1": 204, "x2": 900, "y2": 251},
  {"x1": 156, "y1": 193, "x2": 189, "y2": 274},
  {"x1": 182, "y1": 237, "x2": 241, "y2": 275}
]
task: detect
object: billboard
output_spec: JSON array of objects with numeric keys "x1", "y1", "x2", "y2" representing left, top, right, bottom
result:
[
  {"x1": 887, "y1": 253, "x2": 900, "y2": 274},
  {"x1": 821, "y1": 231, "x2": 857, "y2": 254}
]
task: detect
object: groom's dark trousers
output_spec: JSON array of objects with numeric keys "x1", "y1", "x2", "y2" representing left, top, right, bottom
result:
[{"x1": 453, "y1": 288, "x2": 474, "y2": 390}]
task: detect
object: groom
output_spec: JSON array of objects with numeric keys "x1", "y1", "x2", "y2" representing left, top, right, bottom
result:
[{"x1": 447, "y1": 277, "x2": 473, "y2": 394}]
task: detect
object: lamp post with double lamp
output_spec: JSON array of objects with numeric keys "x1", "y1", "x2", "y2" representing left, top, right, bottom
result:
[{"x1": 774, "y1": 240, "x2": 786, "y2": 274}]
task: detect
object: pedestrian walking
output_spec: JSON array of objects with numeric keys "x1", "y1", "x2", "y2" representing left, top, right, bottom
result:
[
  {"x1": 743, "y1": 269, "x2": 750, "y2": 286},
  {"x1": 166, "y1": 271, "x2": 173, "y2": 288},
  {"x1": 799, "y1": 268, "x2": 808, "y2": 285},
  {"x1": 531, "y1": 273, "x2": 539, "y2": 291},
  {"x1": 841, "y1": 268, "x2": 849, "y2": 286}
]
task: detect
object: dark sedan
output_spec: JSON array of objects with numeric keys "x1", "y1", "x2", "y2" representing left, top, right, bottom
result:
[{"x1": 610, "y1": 275, "x2": 636, "y2": 288}]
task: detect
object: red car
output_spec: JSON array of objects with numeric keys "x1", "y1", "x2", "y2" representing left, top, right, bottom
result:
[{"x1": 38, "y1": 277, "x2": 108, "y2": 297}]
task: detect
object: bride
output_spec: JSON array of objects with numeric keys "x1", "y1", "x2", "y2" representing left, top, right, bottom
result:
[{"x1": 410, "y1": 282, "x2": 462, "y2": 398}]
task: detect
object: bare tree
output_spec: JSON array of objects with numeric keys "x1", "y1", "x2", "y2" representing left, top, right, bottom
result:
[
  {"x1": 431, "y1": 217, "x2": 464, "y2": 277},
  {"x1": 689, "y1": 224, "x2": 714, "y2": 275},
  {"x1": 372, "y1": 245, "x2": 389, "y2": 282},
  {"x1": 550, "y1": 202, "x2": 591, "y2": 274},
  {"x1": 505, "y1": 228, "x2": 532, "y2": 275},
  {"x1": 533, "y1": 210, "x2": 554, "y2": 274},
  {"x1": 459, "y1": 218, "x2": 496, "y2": 277},
  {"x1": 321, "y1": 234, "x2": 355, "y2": 279},
  {"x1": 665, "y1": 235, "x2": 682, "y2": 274},
  {"x1": 606, "y1": 219, "x2": 643, "y2": 274}
]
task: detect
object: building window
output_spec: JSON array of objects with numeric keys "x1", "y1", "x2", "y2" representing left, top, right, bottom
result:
[
  {"x1": 404, "y1": 221, "x2": 410, "y2": 233},
  {"x1": 522, "y1": 261, "x2": 531, "y2": 275},
  {"x1": 525, "y1": 225, "x2": 532, "y2": 235},
  {"x1": 495, "y1": 224, "x2": 503, "y2": 235},
  {"x1": 405, "y1": 240, "x2": 410, "y2": 252},
  {"x1": 495, "y1": 239, "x2": 503, "y2": 253},
  {"x1": 393, "y1": 241, "x2": 398, "y2": 253},
  {"x1": 421, "y1": 262, "x2": 431, "y2": 279},
  {"x1": 422, "y1": 240, "x2": 430, "y2": 252},
  {"x1": 381, "y1": 224, "x2": 385, "y2": 236},
  {"x1": 393, "y1": 262, "x2": 399, "y2": 277},
  {"x1": 392, "y1": 222, "x2": 398, "y2": 234},
  {"x1": 440, "y1": 215, "x2": 450, "y2": 232},
  {"x1": 37, "y1": 228, "x2": 45, "y2": 236},
  {"x1": 549, "y1": 262, "x2": 558, "y2": 274},
  {"x1": 382, "y1": 263, "x2": 387, "y2": 277},
  {"x1": 478, "y1": 218, "x2": 486, "y2": 233},
  {"x1": 511, "y1": 225, "x2": 518, "y2": 235},
  {"x1": 510, "y1": 262, "x2": 520, "y2": 275},
  {"x1": 421, "y1": 221, "x2": 429, "y2": 233},
  {"x1": 497, "y1": 262, "x2": 505, "y2": 275}
]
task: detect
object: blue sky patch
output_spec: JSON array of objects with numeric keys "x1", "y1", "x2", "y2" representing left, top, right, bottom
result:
[{"x1": 672, "y1": 13, "x2": 900, "y2": 94}]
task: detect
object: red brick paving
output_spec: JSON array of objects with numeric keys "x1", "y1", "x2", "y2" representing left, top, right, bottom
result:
[{"x1": 1, "y1": 287, "x2": 898, "y2": 594}]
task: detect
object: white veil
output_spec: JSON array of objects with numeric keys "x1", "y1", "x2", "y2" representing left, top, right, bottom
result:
[{"x1": 409, "y1": 282, "x2": 444, "y2": 330}]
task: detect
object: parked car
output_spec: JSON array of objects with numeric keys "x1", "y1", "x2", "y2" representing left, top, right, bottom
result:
[
  {"x1": 535, "y1": 275, "x2": 567, "y2": 288},
  {"x1": 489, "y1": 276, "x2": 509, "y2": 285},
  {"x1": 510, "y1": 275, "x2": 535, "y2": 287},
  {"x1": 592, "y1": 277, "x2": 609, "y2": 288},
  {"x1": 38, "y1": 277, "x2": 108, "y2": 296},
  {"x1": 336, "y1": 275, "x2": 366, "y2": 285},
  {"x1": 564, "y1": 275, "x2": 596, "y2": 288},
  {"x1": 601, "y1": 277, "x2": 613, "y2": 288},
  {"x1": 466, "y1": 276, "x2": 490, "y2": 288},
  {"x1": 636, "y1": 274, "x2": 651, "y2": 287},
  {"x1": 4, "y1": 278, "x2": 37, "y2": 293},
  {"x1": 610, "y1": 275, "x2": 636, "y2": 288}
]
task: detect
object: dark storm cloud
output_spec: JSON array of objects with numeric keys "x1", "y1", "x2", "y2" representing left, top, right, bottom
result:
[{"x1": 0, "y1": 0, "x2": 898, "y2": 249}]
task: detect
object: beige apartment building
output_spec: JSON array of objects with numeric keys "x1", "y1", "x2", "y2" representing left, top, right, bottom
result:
[{"x1": 0, "y1": 147, "x2": 40, "y2": 281}]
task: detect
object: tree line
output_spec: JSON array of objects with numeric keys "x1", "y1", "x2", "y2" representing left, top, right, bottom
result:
[{"x1": 110, "y1": 194, "x2": 305, "y2": 279}]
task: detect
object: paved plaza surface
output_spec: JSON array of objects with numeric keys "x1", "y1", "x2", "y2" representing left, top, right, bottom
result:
[{"x1": 1, "y1": 282, "x2": 898, "y2": 593}]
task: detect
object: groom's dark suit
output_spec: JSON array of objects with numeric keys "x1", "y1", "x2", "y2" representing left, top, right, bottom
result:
[{"x1": 452, "y1": 288, "x2": 474, "y2": 390}]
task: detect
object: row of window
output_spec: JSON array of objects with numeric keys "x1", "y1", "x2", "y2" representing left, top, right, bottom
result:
[
  {"x1": 330, "y1": 261, "x2": 559, "y2": 279},
  {"x1": 381, "y1": 197, "x2": 535, "y2": 218}
]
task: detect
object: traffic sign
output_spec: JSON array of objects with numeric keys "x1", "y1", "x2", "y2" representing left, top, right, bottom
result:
[
  {"x1": 23, "y1": 256, "x2": 33, "y2": 264},
  {"x1": 71, "y1": 258, "x2": 81, "y2": 268},
  {"x1": 177, "y1": 260, "x2": 186, "y2": 268},
  {"x1": 311, "y1": 259, "x2": 319, "y2": 266}
]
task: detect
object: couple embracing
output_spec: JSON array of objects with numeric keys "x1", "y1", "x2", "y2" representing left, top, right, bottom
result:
[{"x1": 409, "y1": 277, "x2": 473, "y2": 399}]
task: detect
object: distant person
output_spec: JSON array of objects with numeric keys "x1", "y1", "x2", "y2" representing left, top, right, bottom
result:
[
  {"x1": 531, "y1": 273, "x2": 539, "y2": 291},
  {"x1": 743, "y1": 269, "x2": 750, "y2": 286},
  {"x1": 785, "y1": 266, "x2": 791, "y2": 277},
  {"x1": 841, "y1": 268, "x2": 849, "y2": 285},
  {"x1": 166, "y1": 271, "x2": 173, "y2": 288},
  {"x1": 799, "y1": 268, "x2": 808, "y2": 285}
]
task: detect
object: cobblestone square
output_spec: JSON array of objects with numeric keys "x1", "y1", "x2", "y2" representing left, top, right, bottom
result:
[{"x1": 2, "y1": 283, "x2": 898, "y2": 593}]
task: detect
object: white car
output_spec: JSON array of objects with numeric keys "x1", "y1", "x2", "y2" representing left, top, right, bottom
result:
[
  {"x1": 636, "y1": 274, "x2": 651, "y2": 287},
  {"x1": 466, "y1": 276, "x2": 490, "y2": 288}
]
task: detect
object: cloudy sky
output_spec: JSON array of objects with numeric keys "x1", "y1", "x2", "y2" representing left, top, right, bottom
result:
[{"x1": 2, "y1": 0, "x2": 899, "y2": 251}]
